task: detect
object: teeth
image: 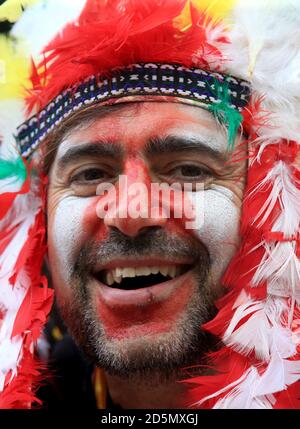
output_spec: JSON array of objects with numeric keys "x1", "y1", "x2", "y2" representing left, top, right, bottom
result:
[
  {"x1": 104, "y1": 264, "x2": 183, "y2": 285},
  {"x1": 136, "y1": 267, "x2": 151, "y2": 276},
  {"x1": 160, "y1": 266, "x2": 169, "y2": 277},
  {"x1": 169, "y1": 266, "x2": 176, "y2": 279},
  {"x1": 106, "y1": 272, "x2": 114, "y2": 286},
  {"x1": 122, "y1": 268, "x2": 136, "y2": 278},
  {"x1": 115, "y1": 268, "x2": 123, "y2": 278}
]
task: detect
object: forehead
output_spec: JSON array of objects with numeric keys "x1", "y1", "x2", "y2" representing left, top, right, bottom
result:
[{"x1": 56, "y1": 101, "x2": 227, "y2": 157}]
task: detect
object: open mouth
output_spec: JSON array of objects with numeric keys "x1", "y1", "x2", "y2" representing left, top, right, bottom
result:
[{"x1": 94, "y1": 264, "x2": 192, "y2": 290}]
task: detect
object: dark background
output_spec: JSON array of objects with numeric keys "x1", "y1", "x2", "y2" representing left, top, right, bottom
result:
[{"x1": 0, "y1": 0, "x2": 14, "y2": 34}]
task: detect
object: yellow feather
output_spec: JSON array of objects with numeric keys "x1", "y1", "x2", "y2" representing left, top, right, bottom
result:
[
  {"x1": 0, "y1": 0, "x2": 38, "y2": 23},
  {"x1": 192, "y1": 0, "x2": 237, "y2": 21},
  {"x1": 174, "y1": 0, "x2": 237, "y2": 31},
  {"x1": 0, "y1": 36, "x2": 30, "y2": 100},
  {"x1": 173, "y1": 0, "x2": 193, "y2": 32}
]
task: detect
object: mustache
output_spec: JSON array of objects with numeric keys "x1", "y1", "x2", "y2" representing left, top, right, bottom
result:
[{"x1": 73, "y1": 227, "x2": 210, "y2": 276}]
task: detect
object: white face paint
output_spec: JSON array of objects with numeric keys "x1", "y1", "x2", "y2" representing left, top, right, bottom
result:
[
  {"x1": 194, "y1": 185, "x2": 240, "y2": 288},
  {"x1": 46, "y1": 101, "x2": 246, "y2": 378},
  {"x1": 167, "y1": 127, "x2": 242, "y2": 290},
  {"x1": 168, "y1": 128, "x2": 230, "y2": 154},
  {"x1": 47, "y1": 101, "x2": 246, "y2": 323},
  {"x1": 48, "y1": 195, "x2": 93, "y2": 286}
]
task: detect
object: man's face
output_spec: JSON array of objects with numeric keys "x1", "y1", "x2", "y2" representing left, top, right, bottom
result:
[{"x1": 47, "y1": 102, "x2": 246, "y2": 377}]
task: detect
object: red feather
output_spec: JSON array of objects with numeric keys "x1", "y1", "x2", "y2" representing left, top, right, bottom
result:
[
  {"x1": 184, "y1": 349, "x2": 251, "y2": 408},
  {"x1": 183, "y1": 139, "x2": 300, "y2": 408},
  {"x1": 0, "y1": 174, "x2": 53, "y2": 408},
  {"x1": 26, "y1": 0, "x2": 226, "y2": 113}
]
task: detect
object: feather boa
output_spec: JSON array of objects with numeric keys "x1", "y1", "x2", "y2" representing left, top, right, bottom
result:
[
  {"x1": 185, "y1": 0, "x2": 300, "y2": 409},
  {"x1": 0, "y1": 165, "x2": 53, "y2": 408},
  {"x1": 0, "y1": 98, "x2": 53, "y2": 407},
  {"x1": 186, "y1": 120, "x2": 300, "y2": 410}
]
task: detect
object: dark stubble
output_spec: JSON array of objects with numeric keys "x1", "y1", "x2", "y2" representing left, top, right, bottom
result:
[{"x1": 56, "y1": 227, "x2": 219, "y2": 381}]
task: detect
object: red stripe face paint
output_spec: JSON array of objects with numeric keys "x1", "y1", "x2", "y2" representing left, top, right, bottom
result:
[
  {"x1": 94, "y1": 270, "x2": 197, "y2": 340},
  {"x1": 47, "y1": 101, "x2": 246, "y2": 367}
]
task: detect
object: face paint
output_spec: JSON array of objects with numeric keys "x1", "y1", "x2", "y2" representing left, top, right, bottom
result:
[
  {"x1": 48, "y1": 196, "x2": 93, "y2": 290},
  {"x1": 193, "y1": 185, "x2": 240, "y2": 288},
  {"x1": 47, "y1": 102, "x2": 246, "y2": 376},
  {"x1": 94, "y1": 268, "x2": 197, "y2": 339}
]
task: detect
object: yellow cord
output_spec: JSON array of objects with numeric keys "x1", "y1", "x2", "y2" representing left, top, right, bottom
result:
[{"x1": 93, "y1": 367, "x2": 107, "y2": 409}]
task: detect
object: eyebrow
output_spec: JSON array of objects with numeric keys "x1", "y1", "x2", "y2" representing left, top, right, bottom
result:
[
  {"x1": 56, "y1": 141, "x2": 124, "y2": 169},
  {"x1": 56, "y1": 134, "x2": 228, "y2": 171},
  {"x1": 144, "y1": 135, "x2": 228, "y2": 163}
]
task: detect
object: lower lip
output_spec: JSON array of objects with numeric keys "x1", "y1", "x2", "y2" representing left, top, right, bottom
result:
[
  {"x1": 95, "y1": 271, "x2": 191, "y2": 307},
  {"x1": 92, "y1": 269, "x2": 196, "y2": 339}
]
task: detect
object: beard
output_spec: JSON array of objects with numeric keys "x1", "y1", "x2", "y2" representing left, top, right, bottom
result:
[{"x1": 55, "y1": 227, "x2": 220, "y2": 381}]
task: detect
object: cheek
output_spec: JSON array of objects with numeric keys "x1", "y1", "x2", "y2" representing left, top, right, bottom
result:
[
  {"x1": 47, "y1": 196, "x2": 92, "y2": 286},
  {"x1": 191, "y1": 186, "x2": 240, "y2": 284}
]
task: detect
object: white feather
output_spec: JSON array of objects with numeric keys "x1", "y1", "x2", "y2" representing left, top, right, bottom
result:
[
  {"x1": 223, "y1": 297, "x2": 295, "y2": 361},
  {"x1": 0, "y1": 100, "x2": 25, "y2": 159},
  {"x1": 213, "y1": 368, "x2": 274, "y2": 409},
  {"x1": 247, "y1": 161, "x2": 300, "y2": 233},
  {"x1": 254, "y1": 338, "x2": 300, "y2": 396},
  {"x1": 226, "y1": 0, "x2": 300, "y2": 138},
  {"x1": 258, "y1": 242, "x2": 300, "y2": 302},
  {"x1": 12, "y1": 0, "x2": 87, "y2": 58},
  {"x1": 193, "y1": 369, "x2": 250, "y2": 408},
  {"x1": 212, "y1": 346, "x2": 300, "y2": 408},
  {"x1": 0, "y1": 176, "x2": 23, "y2": 195},
  {"x1": 246, "y1": 160, "x2": 300, "y2": 300},
  {"x1": 224, "y1": 300, "x2": 264, "y2": 338},
  {"x1": 0, "y1": 185, "x2": 41, "y2": 393},
  {"x1": 0, "y1": 191, "x2": 39, "y2": 273},
  {"x1": 194, "y1": 19, "x2": 228, "y2": 70},
  {"x1": 250, "y1": 117, "x2": 300, "y2": 145},
  {"x1": 272, "y1": 169, "x2": 300, "y2": 238},
  {"x1": 0, "y1": 272, "x2": 29, "y2": 392},
  {"x1": 0, "y1": 337, "x2": 23, "y2": 392},
  {"x1": 233, "y1": 289, "x2": 249, "y2": 309},
  {"x1": 224, "y1": 306, "x2": 272, "y2": 361}
]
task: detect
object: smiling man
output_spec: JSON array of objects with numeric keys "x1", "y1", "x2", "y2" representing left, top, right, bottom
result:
[
  {"x1": 0, "y1": 0, "x2": 300, "y2": 409},
  {"x1": 45, "y1": 102, "x2": 246, "y2": 407}
]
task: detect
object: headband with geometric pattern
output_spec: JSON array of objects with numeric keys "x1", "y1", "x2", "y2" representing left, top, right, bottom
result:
[{"x1": 16, "y1": 63, "x2": 251, "y2": 158}]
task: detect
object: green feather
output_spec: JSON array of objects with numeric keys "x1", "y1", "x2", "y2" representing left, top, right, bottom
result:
[
  {"x1": 0, "y1": 156, "x2": 27, "y2": 183},
  {"x1": 208, "y1": 78, "x2": 243, "y2": 150}
]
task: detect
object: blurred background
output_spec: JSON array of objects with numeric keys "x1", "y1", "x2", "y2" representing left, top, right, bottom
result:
[{"x1": 0, "y1": 0, "x2": 12, "y2": 34}]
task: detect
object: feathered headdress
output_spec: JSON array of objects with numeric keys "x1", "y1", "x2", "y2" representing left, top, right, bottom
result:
[{"x1": 0, "y1": 0, "x2": 299, "y2": 408}]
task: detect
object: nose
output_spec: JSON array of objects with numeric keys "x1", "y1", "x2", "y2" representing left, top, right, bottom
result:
[
  {"x1": 105, "y1": 208, "x2": 167, "y2": 238},
  {"x1": 103, "y1": 160, "x2": 167, "y2": 237}
]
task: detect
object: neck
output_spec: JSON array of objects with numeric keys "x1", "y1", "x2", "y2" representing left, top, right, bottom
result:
[{"x1": 105, "y1": 372, "x2": 188, "y2": 409}]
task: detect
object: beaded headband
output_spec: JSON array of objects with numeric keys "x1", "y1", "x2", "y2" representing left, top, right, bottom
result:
[{"x1": 16, "y1": 62, "x2": 251, "y2": 158}]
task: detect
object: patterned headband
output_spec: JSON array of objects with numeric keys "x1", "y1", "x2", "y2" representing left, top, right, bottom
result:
[{"x1": 16, "y1": 63, "x2": 251, "y2": 158}]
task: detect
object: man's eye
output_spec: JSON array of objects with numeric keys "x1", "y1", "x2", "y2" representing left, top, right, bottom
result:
[
  {"x1": 169, "y1": 164, "x2": 212, "y2": 180},
  {"x1": 71, "y1": 168, "x2": 109, "y2": 183}
]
